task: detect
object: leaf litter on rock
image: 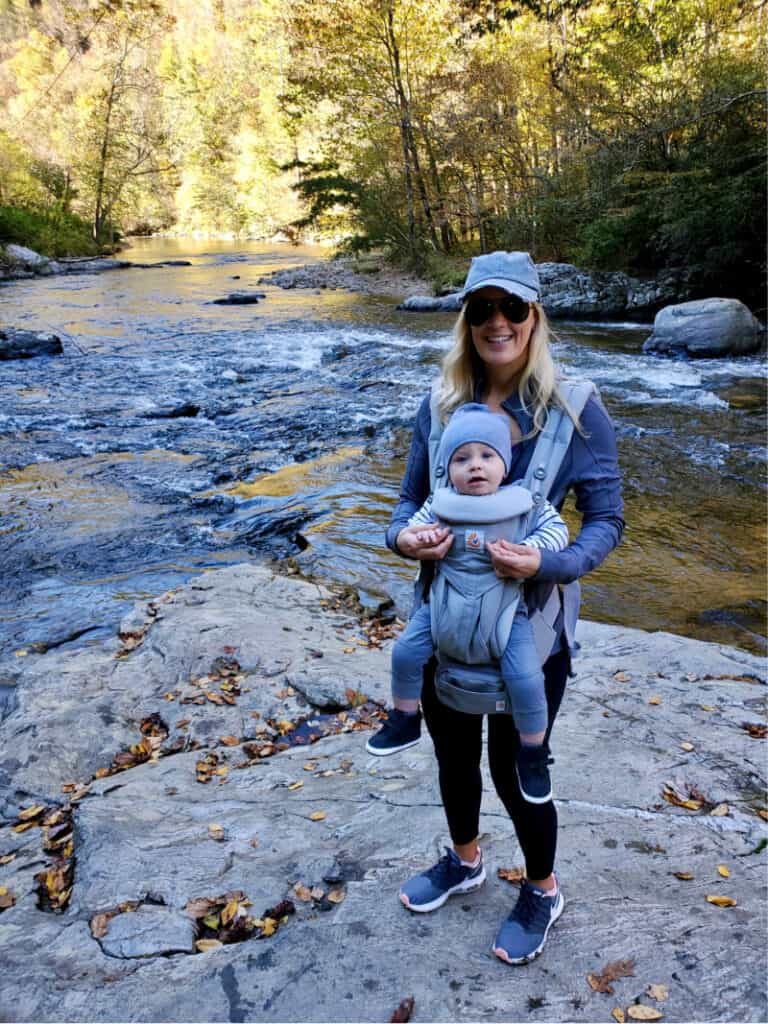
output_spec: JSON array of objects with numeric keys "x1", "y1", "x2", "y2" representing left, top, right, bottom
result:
[
  {"x1": 389, "y1": 996, "x2": 415, "y2": 1022},
  {"x1": 586, "y1": 959, "x2": 635, "y2": 994}
]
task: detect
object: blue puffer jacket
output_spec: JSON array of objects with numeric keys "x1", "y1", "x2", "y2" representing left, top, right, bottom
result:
[{"x1": 386, "y1": 388, "x2": 624, "y2": 592}]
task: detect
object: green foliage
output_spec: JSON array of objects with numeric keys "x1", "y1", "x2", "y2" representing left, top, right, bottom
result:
[{"x1": 0, "y1": 204, "x2": 103, "y2": 257}]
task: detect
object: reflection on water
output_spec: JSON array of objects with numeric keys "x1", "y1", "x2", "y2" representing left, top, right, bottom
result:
[{"x1": 0, "y1": 238, "x2": 765, "y2": 657}]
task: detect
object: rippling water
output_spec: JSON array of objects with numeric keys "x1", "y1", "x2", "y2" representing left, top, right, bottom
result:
[{"x1": 1, "y1": 238, "x2": 765, "y2": 657}]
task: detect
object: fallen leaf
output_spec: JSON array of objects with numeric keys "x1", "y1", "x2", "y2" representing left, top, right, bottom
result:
[
  {"x1": 648, "y1": 696, "x2": 661, "y2": 705},
  {"x1": 327, "y1": 888, "x2": 346, "y2": 904},
  {"x1": 249, "y1": 838, "x2": 259, "y2": 849},
  {"x1": 91, "y1": 913, "x2": 110, "y2": 938},
  {"x1": 293, "y1": 883, "x2": 312, "y2": 902},
  {"x1": 613, "y1": 671, "x2": 630, "y2": 682},
  {"x1": 18, "y1": 804, "x2": 46, "y2": 821},
  {"x1": 0, "y1": 854, "x2": 16, "y2": 866},
  {"x1": 208, "y1": 824, "x2": 225, "y2": 841},
  {"x1": 260, "y1": 917, "x2": 277, "y2": 937},
  {"x1": 700, "y1": 704, "x2": 715, "y2": 712},
  {"x1": 709, "y1": 803, "x2": 729, "y2": 816},
  {"x1": 303, "y1": 762, "x2": 318, "y2": 771},
  {"x1": 0, "y1": 887, "x2": 16, "y2": 910},
  {"x1": 717, "y1": 864, "x2": 730, "y2": 878},
  {"x1": 342, "y1": 647, "x2": 355, "y2": 654},
  {"x1": 612, "y1": 1010, "x2": 626, "y2": 1024},
  {"x1": 288, "y1": 781, "x2": 304, "y2": 791},
  {"x1": 309, "y1": 811, "x2": 326, "y2": 821},
  {"x1": 741, "y1": 722, "x2": 768, "y2": 739},
  {"x1": 647, "y1": 984, "x2": 668, "y2": 1001},
  {"x1": 627, "y1": 1006, "x2": 663, "y2": 1021},
  {"x1": 758, "y1": 809, "x2": 768, "y2": 821},
  {"x1": 185, "y1": 897, "x2": 220, "y2": 918},
  {"x1": 706, "y1": 894, "x2": 736, "y2": 907},
  {"x1": 195, "y1": 939, "x2": 223, "y2": 952},
  {"x1": 680, "y1": 741, "x2": 695, "y2": 752},
  {"x1": 310, "y1": 886, "x2": 325, "y2": 900},
  {"x1": 497, "y1": 866, "x2": 525, "y2": 884},
  {"x1": 390, "y1": 996, "x2": 415, "y2": 1023},
  {"x1": 11, "y1": 821, "x2": 38, "y2": 833},
  {"x1": 586, "y1": 959, "x2": 635, "y2": 994},
  {"x1": 14, "y1": 649, "x2": 28, "y2": 657},
  {"x1": 673, "y1": 871, "x2": 694, "y2": 880},
  {"x1": 202, "y1": 914, "x2": 220, "y2": 929},
  {"x1": 220, "y1": 736, "x2": 240, "y2": 747},
  {"x1": 221, "y1": 899, "x2": 240, "y2": 925}
]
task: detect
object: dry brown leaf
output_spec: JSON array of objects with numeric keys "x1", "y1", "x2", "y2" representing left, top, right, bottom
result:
[
  {"x1": 758, "y1": 809, "x2": 768, "y2": 821},
  {"x1": 195, "y1": 939, "x2": 223, "y2": 952},
  {"x1": 327, "y1": 888, "x2": 346, "y2": 904},
  {"x1": 0, "y1": 888, "x2": 16, "y2": 910},
  {"x1": 741, "y1": 722, "x2": 767, "y2": 739},
  {"x1": 390, "y1": 996, "x2": 415, "y2": 1023},
  {"x1": 91, "y1": 913, "x2": 110, "y2": 938},
  {"x1": 612, "y1": 1010, "x2": 626, "y2": 1024},
  {"x1": 342, "y1": 647, "x2": 355, "y2": 654},
  {"x1": 18, "y1": 804, "x2": 46, "y2": 821},
  {"x1": 310, "y1": 886, "x2": 325, "y2": 900},
  {"x1": 717, "y1": 864, "x2": 730, "y2": 877},
  {"x1": 249, "y1": 838, "x2": 259, "y2": 849},
  {"x1": 293, "y1": 883, "x2": 312, "y2": 902},
  {"x1": 260, "y1": 917, "x2": 277, "y2": 937},
  {"x1": 586, "y1": 959, "x2": 635, "y2": 994},
  {"x1": 221, "y1": 899, "x2": 240, "y2": 925},
  {"x1": 497, "y1": 866, "x2": 525, "y2": 884},
  {"x1": 706, "y1": 894, "x2": 736, "y2": 907},
  {"x1": 627, "y1": 1006, "x2": 663, "y2": 1021},
  {"x1": 303, "y1": 762, "x2": 318, "y2": 771},
  {"x1": 673, "y1": 871, "x2": 694, "y2": 880},
  {"x1": 647, "y1": 984, "x2": 668, "y2": 1001},
  {"x1": 613, "y1": 671, "x2": 630, "y2": 682},
  {"x1": 309, "y1": 811, "x2": 326, "y2": 821},
  {"x1": 11, "y1": 820, "x2": 38, "y2": 833},
  {"x1": 186, "y1": 897, "x2": 219, "y2": 918},
  {"x1": 288, "y1": 781, "x2": 304, "y2": 791},
  {"x1": 710, "y1": 803, "x2": 729, "y2": 816},
  {"x1": 0, "y1": 854, "x2": 16, "y2": 866},
  {"x1": 680, "y1": 741, "x2": 695, "y2": 752},
  {"x1": 208, "y1": 823, "x2": 225, "y2": 841},
  {"x1": 220, "y1": 735, "x2": 240, "y2": 746},
  {"x1": 700, "y1": 704, "x2": 715, "y2": 712}
]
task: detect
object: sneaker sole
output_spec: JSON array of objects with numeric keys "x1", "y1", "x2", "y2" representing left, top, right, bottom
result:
[
  {"x1": 400, "y1": 867, "x2": 487, "y2": 913},
  {"x1": 493, "y1": 893, "x2": 565, "y2": 965},
  {"x1": 365, "y1": 736, "x2": 421, "y2": 756}
]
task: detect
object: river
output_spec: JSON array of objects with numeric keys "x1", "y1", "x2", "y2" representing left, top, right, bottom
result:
[{"x1": 1, "y1": 238, "x2": 765, "y2": 659}]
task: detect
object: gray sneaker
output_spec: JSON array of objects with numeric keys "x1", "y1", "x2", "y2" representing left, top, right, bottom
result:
[
  {"x1": 400, "y1": 847, "x2": 486, "y2": 913},
  {"x1": 493, "y1": 879, "x2": 564, "y2": 964}
]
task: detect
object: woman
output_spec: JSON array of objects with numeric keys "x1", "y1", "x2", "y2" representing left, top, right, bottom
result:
[{"x1": 385, "y1": 250, "x2": 624, "y2": 965}]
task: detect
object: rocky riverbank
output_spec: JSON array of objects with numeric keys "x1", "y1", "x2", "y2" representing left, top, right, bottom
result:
[
  {"x1": 1, "y1": 563, "x2": 765, "y2": 1023},
  {"x1": 257, "y1": 257, "x2": 430, "y2": 299}
]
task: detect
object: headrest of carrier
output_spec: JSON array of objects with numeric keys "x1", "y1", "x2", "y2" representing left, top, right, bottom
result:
[{"x1": 431, "y1": 484, "x2": 533, "y2": 524}]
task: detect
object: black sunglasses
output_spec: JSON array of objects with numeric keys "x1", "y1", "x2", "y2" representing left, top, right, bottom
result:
[{"x1": 464, "y1": 295, "x2": 531, "y2": 327}]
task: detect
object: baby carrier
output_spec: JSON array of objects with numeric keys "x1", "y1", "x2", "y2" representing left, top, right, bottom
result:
[{"x1": 424, "y1": 379, "x2": 596, "y2": 715}]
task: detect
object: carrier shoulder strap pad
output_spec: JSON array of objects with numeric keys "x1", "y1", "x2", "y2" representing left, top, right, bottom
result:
[
  {"x1": 520, "y1": 380, "x2": 595, "y2": 516},
  {"x1": 431, "y1": 484, "x2": 532, "y2": 525},
  {"x1": 428, "y1": 377, "x2": 444, "y2": 493}
]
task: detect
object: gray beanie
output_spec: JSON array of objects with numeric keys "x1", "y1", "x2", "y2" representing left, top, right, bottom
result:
[{"x1": 437, "y1": 403, "x2": 512, "y2": 476}]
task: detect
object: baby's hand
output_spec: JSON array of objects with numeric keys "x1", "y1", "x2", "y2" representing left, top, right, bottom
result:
[{"x1": 414, "y1": 526, "x2": 441, "y2": 545}]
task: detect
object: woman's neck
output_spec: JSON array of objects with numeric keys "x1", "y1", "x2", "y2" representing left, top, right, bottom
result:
[{"x1": 480, "y1": 368, "x2": 522, "y2": 412}]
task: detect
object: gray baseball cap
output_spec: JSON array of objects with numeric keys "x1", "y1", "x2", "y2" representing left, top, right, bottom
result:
[{"x1": 459, "y1": 250, "x2": 540, "y2": 302}]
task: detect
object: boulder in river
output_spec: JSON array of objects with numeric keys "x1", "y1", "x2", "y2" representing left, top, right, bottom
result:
[
  {"x1": 642, "y1": 298, "x2": 763, "y2": 358},
  {"x1": 211, "y1": 291, "x2": 266, "y2": 305},
  {"x1": 398, "y1": 262, "x2": 689, "y2": 318},
  {"x1": 0, "y1": 327, "x2": 63, "y2": 360}
]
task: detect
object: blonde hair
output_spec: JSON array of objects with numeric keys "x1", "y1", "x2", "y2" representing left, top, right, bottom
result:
[{"x1": 438, "y1": 302, "x2": 581, "y2": 437}]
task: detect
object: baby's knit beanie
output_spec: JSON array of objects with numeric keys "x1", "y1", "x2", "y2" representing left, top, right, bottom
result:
[{"x1": 437, "y1": 403, "x2": 512, "y2": 475}]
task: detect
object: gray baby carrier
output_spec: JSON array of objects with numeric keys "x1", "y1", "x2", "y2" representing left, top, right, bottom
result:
[{"x1": 424, "y1": 380, "x2": 595, "y2": 715}]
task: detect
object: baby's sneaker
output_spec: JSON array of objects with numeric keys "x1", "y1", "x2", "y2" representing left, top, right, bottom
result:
[
  {"x1": 365, "y1": 708, "x2": 421, "y2": 756},
  {"x1": 516, "y1": 744, "x2": 554, "y2": 803}
]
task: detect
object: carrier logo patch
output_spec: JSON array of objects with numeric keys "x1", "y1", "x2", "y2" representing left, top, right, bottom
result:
[
  {"x1": 465, "y1": 529, "x2": 485, "y2": 551},
  {"x1": 495, "y1": 699, "x2": 507, "y2": 712}
]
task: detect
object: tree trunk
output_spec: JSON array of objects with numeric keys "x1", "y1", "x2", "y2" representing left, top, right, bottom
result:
[{"x1": 92, "y1": 74, "x2": 119, "y2": 242}]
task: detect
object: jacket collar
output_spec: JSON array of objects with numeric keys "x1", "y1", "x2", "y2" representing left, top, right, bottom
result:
[{"x1": 473, "y1": 379, "x2": 535, "y2": 436}]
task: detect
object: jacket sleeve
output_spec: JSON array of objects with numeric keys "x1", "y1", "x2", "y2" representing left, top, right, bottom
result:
[
  {"x1": 534, "y1": 394, "x2": 625, "y2": 583},
  {"x1": 385, "y1": 395, "x2": 433, "y2": 556}
]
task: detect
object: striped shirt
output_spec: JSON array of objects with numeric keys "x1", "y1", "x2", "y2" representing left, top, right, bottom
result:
[{"x1": 408, "y1": 487, "x2": 569, "y2": 552}]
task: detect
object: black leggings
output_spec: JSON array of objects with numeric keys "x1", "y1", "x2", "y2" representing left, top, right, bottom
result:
[{"x1": 421, "y1": 646, "x2": 571, "y2": 880}]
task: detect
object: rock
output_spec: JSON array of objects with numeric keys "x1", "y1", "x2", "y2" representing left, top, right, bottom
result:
[
  {"x1": 4, "y1": 244, "x2": 50, "y2": 269},
  {"x1": 211, "y1": 292, "x2": 266, "y2": 305},
  {"x1": 144, "y1": 402, "x2": 200, "y2": 419},
  {"x1": 0, "y1": 328, "x2": 63, "y2": 360},
  {"x1": 642, "y1": 298, "x2": 762, "y2": 358},
  {"x1": 97, "y1": 906, "x2": 197, "y2": 958},
  {"x1": 399, "y1": 262, "x2": 691, "y2": 318},
  {"x1": 0, "y1": 564, "x2": 765, "y2": 1022}
]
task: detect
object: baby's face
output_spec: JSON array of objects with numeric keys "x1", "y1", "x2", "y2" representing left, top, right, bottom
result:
[{"x1": 448, "y1": 442, "x2": 506, "y2": 495}]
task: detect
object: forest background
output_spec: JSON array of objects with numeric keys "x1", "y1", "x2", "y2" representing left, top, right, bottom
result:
[{"x1": 0, "y1": 0, "x2": 765, "y2": 309}]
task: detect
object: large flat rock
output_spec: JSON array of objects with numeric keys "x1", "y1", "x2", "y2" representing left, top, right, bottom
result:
[{"x1": 0, "y1": 564, "x2": 765, "y2": 1022}]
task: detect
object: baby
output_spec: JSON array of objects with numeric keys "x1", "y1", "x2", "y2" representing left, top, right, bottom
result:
[{"x1": 367, "y1": 403, "x2": 569, "y2": 803}]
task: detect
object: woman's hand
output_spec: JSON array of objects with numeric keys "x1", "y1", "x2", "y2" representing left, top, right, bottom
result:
[
  {"x1": 396, "y1": 524, "x2": 454, "y2": 561},
  {"x1": 486, "y1": 539, "x2": 541, "y2": 580}
]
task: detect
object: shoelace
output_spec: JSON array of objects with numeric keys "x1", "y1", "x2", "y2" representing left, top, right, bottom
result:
[{"x1": 424, "y1": 850, "x2": 466, "y2": 885}]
